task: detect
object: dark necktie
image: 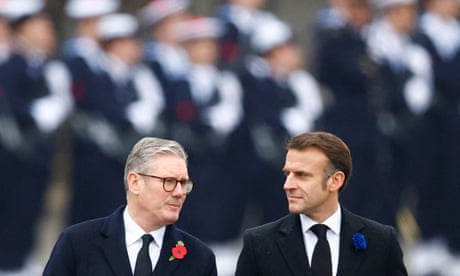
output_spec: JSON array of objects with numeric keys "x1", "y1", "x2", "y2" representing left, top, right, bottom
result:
[
  {"x1": 134, "y1": 234, "x2": 154, "y2": 276},
  {"x1": 310, "y1": 224, "x2": 332, "y2": 276}
]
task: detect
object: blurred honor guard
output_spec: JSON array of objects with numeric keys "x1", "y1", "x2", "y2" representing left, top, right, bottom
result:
[
  {"x1": 413, "y1": 0, "x2": 460, "y2": 258},
  {"x1": 0, "y1": 0, "x2": 14, "y2": 172},
  {"x1": 239, "y1": 16, "x2": 324, "y2": 232},
  {"x1": 69, "y1": 13, "x2": 165, "y2": 225},
  {"x1": 139, "y1": 0, "x2": 190, "y2": 101},
  {"x1": 0, "y1": 0, "x2": 73, "y2": 274},
  {"x1": 314, "y1": 0, "x2": 391, "y2": 224},
  {"x1": 169, "y1": 17, "x2": 244, "y2": 247},
  {"x1": 366, "y1": 0, "x2": 433, "y2": 225},
  {"x1": 311, "y1": 0, "x2": 349, "y2": 58},
  {"x1": 215, "y1": 0, "x2": 276, "y2": 73},
  {"x1": 62, "y1": 0, "x2": 119, "y2": 116},
  {"x1": 314, "y1": 0, "x2": 349, "y2": 33},
  {"x1": 62, "y1": 0, "x2": 119, "y2": 72}
]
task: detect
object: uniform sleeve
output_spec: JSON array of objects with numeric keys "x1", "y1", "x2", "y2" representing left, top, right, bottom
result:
[
  {"x1": 126, "y1": 65, "x2": 165, "y2": 134},
  {"x1": 31, "y1": 60, "x2": 73, "y2": 133}
]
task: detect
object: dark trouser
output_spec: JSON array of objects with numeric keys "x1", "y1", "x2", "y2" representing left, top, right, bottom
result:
[{"x1": 0, "y1": 147, "x2": 51, "y2": 269}]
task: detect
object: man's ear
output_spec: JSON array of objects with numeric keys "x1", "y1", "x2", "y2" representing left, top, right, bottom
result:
[
  {"x1": 127, "y1": 172, "x2": 141, "y2": 195},
  {"x1": 328, "y1": 171, "x2": 345, "y2": 192}
]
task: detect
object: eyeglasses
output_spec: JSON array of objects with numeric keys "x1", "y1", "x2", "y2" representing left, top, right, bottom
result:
[{"x1": 136, "y1": 172, "x2": 193, "y2": 194}]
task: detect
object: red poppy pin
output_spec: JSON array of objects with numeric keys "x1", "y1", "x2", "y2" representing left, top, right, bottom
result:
[{"x1": 169, "y1": 240, "x2": 187, "y2": 261}]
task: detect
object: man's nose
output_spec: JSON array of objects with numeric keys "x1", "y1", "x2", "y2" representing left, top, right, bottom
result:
[
  {"x1": 172, "y1": 182, "x2": 185, "y2": 196},
  {"x1": 283, "y1": 174, "x2": 295, "y2": 190}
]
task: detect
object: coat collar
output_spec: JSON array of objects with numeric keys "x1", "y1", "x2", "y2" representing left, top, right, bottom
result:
[
  {"x1": 275, "y1": 209, "x2": 368, "y2": 276},
  {"x1": 337, "y1": 208, "x2": 367, "y2": 276},
  {"x1": 276, "y1": 214, "x2": 312, "y2": 276},
  {"x1": 99, "y1": 205, "x2": 133, "y2": 276},
  {"x1": 152, "y1": 224, "x2": 183, "y2": 275},
  {"x1": 97, "y1": 206, "x2": 186, "y2": 276}
]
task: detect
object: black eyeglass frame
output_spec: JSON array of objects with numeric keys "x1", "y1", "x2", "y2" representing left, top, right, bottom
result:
[{"x1": 136, "y1": 172, "x2": 193, "y2": 193}]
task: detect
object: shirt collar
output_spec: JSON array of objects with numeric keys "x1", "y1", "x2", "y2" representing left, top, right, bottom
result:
[
  {"x1": 300, "y1": 204, "x2": 342, "y2": 235},
  {"x1": 123, "y1": 207, "x2": 166, "y2": 249}
]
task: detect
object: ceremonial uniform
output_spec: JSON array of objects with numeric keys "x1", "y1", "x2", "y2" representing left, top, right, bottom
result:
[
  {"x1": 414, "y1": 8, "x2": 460, "y2": 252},
  {"x1": 366, "y1": 0, "x2": 433, "y2": 226},
  {"x1": 139, "y1": 0, "x2": 190, "y2": 134},
  {"x1": 215, "y1": 2, "x2": 276, "y2": 73},
  {"x1": 0, "y1": 1, "x2": 72, "y2": 271},
  {"x1": 163, "y1": 17, "x2": 245, "y2": 243},
  {"x1": 239, "y1": 17, "x2": 323, "y2": 230},
  {"x1": 67, "y1": 14, "x2": 165, "y2": 224},
  {"x1": 315, "y1": 19, "x2": 390, "y2": 224}
]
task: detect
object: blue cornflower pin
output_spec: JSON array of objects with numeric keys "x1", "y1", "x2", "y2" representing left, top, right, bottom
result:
[{"x1": 352, "y1": 233, "x2": 367, "y2": 251}]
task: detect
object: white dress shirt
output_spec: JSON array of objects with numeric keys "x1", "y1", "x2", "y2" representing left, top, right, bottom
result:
[
  {"x1": 124, "y1": 208, "x2": 165, "y2": 273},
  {"x1": 300, "y1": 205, "x2": 341, "y2": 276}
]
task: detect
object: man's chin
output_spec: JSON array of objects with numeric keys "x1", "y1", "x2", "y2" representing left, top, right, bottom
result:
[
  {"x1": 164, "y1": 215, "x2": 180, "y2": 225},
  {"x1": 288, "y1": 205, "x2": 302, "y2": 214},
  {"x1": 164, "y1": 210, "x2": 181, "y2": 223}
]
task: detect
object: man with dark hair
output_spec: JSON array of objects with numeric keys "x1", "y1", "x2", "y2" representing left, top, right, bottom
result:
[{"x1": 235, "y1": 131, "x2": 408, "y2": 276}]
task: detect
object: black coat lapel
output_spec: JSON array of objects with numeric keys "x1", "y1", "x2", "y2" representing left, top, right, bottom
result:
[
  {"x1": 337, "y1": 209, "x2": 367, "y2": 276},
  {"x1": 276, "y1": 214, "x2": 312, "y2": 276},
  {"x1": 99, "y1": 206, "x2": 133, "y2": 276},
  {"x1": 152, "y1": 224, "x2": 182, "y2": 276}
]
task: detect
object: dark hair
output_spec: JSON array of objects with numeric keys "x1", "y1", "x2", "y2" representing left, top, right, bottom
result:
[{"x1": 287, "y1": 131, "x2": 352, "y2": 191}]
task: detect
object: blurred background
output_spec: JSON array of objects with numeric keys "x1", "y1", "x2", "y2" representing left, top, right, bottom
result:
[{"x1": 1, "y1": 0, "x2": 460, "y2": 275}]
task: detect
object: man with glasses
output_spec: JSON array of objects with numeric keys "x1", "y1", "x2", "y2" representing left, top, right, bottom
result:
[{"x1": 43, "y1": 137, "x2": 217, "y2": 276}]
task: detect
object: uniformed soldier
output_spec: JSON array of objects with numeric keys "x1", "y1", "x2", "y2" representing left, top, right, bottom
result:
[
  {"x1": 215, "y1": 0, "x2": 277, "y2": 73},
  {"x1": 168, "y1": 16, "x2": 244, "y2": 246},
  {"x1": 62, "y1": 0, "x2": 119, "y2": 70},
  {"x1": 315, "y1": 0, "x2": 395, "y2": 225},
  {"x1": 68, "y1": 13, "x2": 165, "y2": 225},
  {"x1": 413, "y1": 0, "x2": 460, "y2": 258},
  {"x1": 312, "y1": 0, "x2": 349, "y2": 47},
  {"x1": 62, "y1": 0, "x2": 119, "y2": 109},
  {"x1": 0, "y1": 0, "x2": 73, "y2": 274},
  {"x1": 240, "y1": 16, "x2": 324, "y2": 231},
  {"x1": 366, "y1": 0, "x2": 433, "y2": 226},
  {"x1": 138, "y1": 0, "x2": 190, "y2": 111}
]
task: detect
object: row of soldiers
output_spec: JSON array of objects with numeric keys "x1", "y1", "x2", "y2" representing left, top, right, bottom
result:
[
  {"x1": 314, "y1": 0, "x2": 460, "y2": 273},
  {"x1": 0, "y1": 0, "x2": 324, "y2": 274},
  {"x1": 0, "y1": 0, "x2": 459, "y2": 274},
  {"x1": 0, "y1": 0, "x2": 74, "y2": 274}
]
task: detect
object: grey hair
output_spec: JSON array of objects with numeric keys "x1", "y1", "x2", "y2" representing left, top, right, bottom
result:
[{"x1": 123, "y1": 137, "x2": 188, "y2": 190}]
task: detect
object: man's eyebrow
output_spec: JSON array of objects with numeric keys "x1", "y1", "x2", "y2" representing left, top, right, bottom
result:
[{"x1": 283, "y1": 168, "x2": 311, "y2": 175}]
